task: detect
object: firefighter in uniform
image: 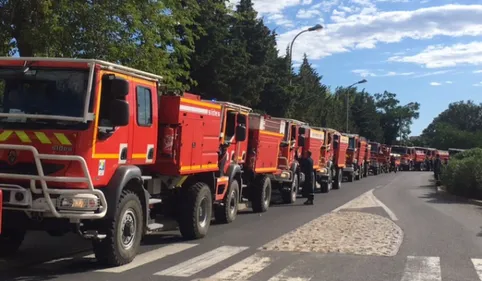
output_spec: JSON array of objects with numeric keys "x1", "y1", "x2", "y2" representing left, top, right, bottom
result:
[{"x1": 299, "y1": 150, "x2": 314, "y2": 205}]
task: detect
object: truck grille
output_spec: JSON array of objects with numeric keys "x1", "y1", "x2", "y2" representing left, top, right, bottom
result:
[{"x1": 0, "y1": 162, "x2": 65, "y2": 176}]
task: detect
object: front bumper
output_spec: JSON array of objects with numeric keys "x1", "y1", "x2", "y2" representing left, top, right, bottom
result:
[{"x1": 0, "y1": 144, "x2": 107, "y2": 220}]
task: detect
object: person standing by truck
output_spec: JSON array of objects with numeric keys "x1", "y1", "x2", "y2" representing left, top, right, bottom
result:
[
  {"x1": 433, "y1": 154, "x2": 442, "y2": 188},
  {"x1": 299, "y1": 150, "x2": 315, "y2": 205}
]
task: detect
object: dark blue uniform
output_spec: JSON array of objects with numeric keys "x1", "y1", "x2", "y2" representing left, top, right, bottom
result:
[{"x1": 299, "y1": 155, "x2": 314, "y2": 202}]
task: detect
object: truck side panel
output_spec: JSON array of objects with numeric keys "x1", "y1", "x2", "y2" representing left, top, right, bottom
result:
[
  {"x1": 336, "y1": 136, "x2": 349, "y2": 168},
  {"x1": 248, "y1": 115, "x2": 284, "y2": 173},
  {"x1": 307, "y1": 129, "x2": 324, "y2": 169},
  {"x1": 154, "y1": 95, "x2": 222, "y2": 175}
]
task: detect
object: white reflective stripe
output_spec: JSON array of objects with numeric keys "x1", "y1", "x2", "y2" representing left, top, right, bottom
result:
[
  {"x1": 95, "y1": 243, "x2": 197, "y2": 273},
  {"x1": 155, "y1": 245, "x2": 248, "y2": 277},
  {"x1": 472, "y1": 259, "x2": 482, "y2": 280},
  {"x1": 193, "y1": 252, "x2": 272, "y2": 281},
  {"x1": 180, "y1": 104, "x2": 209, "y2": 115},
  {"x1": 401, "y1": 256, "x2": 441, "y2": 281}
]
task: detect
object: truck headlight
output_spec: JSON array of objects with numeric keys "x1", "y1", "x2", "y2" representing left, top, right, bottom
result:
[
  {"x1": 280, "y1": 171, "x2": 290, "y2": 179},
  {"x1": 57, "y1": 194, "x2": 100, "y2": 211}
]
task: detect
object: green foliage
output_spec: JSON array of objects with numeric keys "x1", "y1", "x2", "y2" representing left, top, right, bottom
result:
[
  {"x1": 442, "y1": 148, "x2": 482, "y2": 199},
  {"x1": 0, "y1": 0, "x2": 421, "y2": 143},
  {"x1": 420, "y1": 101, "x2": 482, "y2": 149}
]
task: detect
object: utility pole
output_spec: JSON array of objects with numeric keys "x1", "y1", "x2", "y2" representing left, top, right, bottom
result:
[{"x1": 288, "y1": 24, "x2": 323, "y2": 86}]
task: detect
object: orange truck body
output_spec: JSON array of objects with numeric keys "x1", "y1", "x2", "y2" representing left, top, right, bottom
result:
[
  {"x1": 342, "y1": 134, "x2": 368, "y2": 181},
  {"x1": 0, "y1": 57, "x2": 285, "y2": 265},
  {"x1": 437, "y1": 150, "x2": 450, "y2": 162},
  {"x1": 369, "y1": 141, "x2": 381, "y2": 175},
  {"x1": 313, "y1": 127, "x2": 348, "y2": 191}
]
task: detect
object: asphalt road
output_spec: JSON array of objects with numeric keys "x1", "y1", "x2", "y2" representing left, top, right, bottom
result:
[{"x1": 2, "y1": 171, "x2": 482, "y2": 281}]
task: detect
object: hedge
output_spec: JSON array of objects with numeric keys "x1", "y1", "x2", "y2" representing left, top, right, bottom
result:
[{"x1": 442, "y1": 148, "x2": 482, "y2": 199}]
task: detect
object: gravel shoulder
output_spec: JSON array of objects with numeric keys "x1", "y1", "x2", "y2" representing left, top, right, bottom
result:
[{"x1": 260, "y1": 211, "x2": 403, "y2": 257}]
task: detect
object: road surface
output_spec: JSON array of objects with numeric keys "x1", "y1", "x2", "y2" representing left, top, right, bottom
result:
[{"x1": 2, "y1": 171, "x2": 482, "y2": 281}]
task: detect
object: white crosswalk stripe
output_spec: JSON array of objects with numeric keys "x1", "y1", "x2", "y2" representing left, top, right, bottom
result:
[
  {"x1": 192, "y1": 252, "x2": 274, "y2": 281},
  {"x1": 154, "y1": 245, "x2": 248, "y2": 277},
  {"x1": 472, "y1": 259, "x2": 482, "y2": 280},
  {"x1": 18, "y1": 245, "x2": 482, "y2": 281},
  {"x1": 400, "y1": 256, "x2": 442, "y2": 281}
]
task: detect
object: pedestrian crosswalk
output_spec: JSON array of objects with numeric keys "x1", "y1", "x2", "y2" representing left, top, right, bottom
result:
[{"x1": 16, "y1": 243, "x2": 482, "y2": 281}]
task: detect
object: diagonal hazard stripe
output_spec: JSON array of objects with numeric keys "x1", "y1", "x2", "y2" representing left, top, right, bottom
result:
[
  {"x1": 0, "y1": 131, "x2": 13, "y2": 141},
  {"x1": 34, "y1": 132, "x2": 52, "y2": 144},
  {"x1": 15, "y1": 131, "x2": 31, "y2": 143},
  {"x1": 54, "y1": 133, "x2": 72, "y2": 145}
]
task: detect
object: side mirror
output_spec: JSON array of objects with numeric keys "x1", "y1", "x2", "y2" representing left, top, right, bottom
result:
[
  {"x1": 110, "y1": 77, "x2": 129, "y2": 98},
  {"x1": 109, "y1": 99, "x2": 129, "y2": 127},
  {"x1": 297, "y1": 135, "x2": 306, "y2": 147},
  {"x1": 235, "y1": 124, "x2": 247, "y2": 142},
  {"x1": 298, "y1": 127, "x2": 306, "y2": 135}
]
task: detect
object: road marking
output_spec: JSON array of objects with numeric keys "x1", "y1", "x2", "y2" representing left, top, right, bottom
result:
[
  {"x1": 401, "y1": 256, "x2": 441, "y2": 281},
  {"x1": 193, "y1": 252, "x2": 272, "y2": 281},
  {"x1": 471, "y1": 259, "x2": 482, "y2": 280},
  {"x1": 154, "y1": 245, "x2": 248, "y2": 277},
  {"x1": 368, "y1": 189, "x2": 399, "y2": 221},
  {"x1": 95, "y1": 243, "x2": 197, "y2": 273},
  {"x1": 267, "y1": 260, "x2": 313, "y2": 281}
]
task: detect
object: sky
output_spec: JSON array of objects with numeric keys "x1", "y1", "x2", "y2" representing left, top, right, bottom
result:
[{"x1": 229, "y1": 0, "x2": 482, "y2": 136}]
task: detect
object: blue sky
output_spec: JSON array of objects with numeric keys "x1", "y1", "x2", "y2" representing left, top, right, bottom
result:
[{"x1": 229, "y1": 0, "x2": 482, "y2": 136}]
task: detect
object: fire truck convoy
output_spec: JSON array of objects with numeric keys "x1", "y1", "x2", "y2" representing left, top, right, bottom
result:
[{"x1": 0, "y1": 57, "x2": 453, "y2": 266}]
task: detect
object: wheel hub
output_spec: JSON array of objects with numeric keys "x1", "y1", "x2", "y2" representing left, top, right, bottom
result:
[{"x1": 121, "y1": 209, "x2": 137, "y2": 250}]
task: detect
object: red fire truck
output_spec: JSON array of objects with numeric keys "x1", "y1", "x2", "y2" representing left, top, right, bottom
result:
[
  {"x1": 316, "y1": 128, "x2": 349, "y2": 191},
  {"x1": 0, "y1": 57, "x2": 284, "y2": 266},
  {"x1": 269, "y1": 118, "x2": 308, "y2": 204},
  {"x1": 342, "y1": 134, "x2": 368, "y2": 181},
  {"x1": 369, "y1": 141, "x2": 381, "y2": 175},
  {"x1": 363, "y1": 139, "x2": 371, "y2": 177}
]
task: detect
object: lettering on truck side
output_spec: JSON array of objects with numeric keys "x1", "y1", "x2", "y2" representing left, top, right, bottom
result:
[{"x1": 310, "y1": 130, "x2": 324, "y2": 140}]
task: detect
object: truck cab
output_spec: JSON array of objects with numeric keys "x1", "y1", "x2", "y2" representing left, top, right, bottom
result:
[
  {"x1": 270, "y1": 117, "x2": 308, "y2": 204},
  {"x1": 342, "y1": 133, "x2": 366, "y2": 182}
]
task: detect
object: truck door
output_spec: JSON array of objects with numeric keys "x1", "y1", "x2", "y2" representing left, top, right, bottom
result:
[{"x1": 131, "y1": 84, "x2": 157, "y2": 165}]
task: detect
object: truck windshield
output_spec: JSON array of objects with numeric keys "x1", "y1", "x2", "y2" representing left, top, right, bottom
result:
[
  {"x1": 348, "y1": 137, "x2": 355, "y2": 150},
  {"x1": 391, "y1": 146, "x2": 407, "y2": 155},
  {"x1": 0, "y1": 68, "x2": 89, "y2": 129}
]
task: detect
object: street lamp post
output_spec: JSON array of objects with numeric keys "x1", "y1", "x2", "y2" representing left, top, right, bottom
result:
[
  {"x1": 288, "y1": 24, "x2": 323, "y2": 86},
  {"x1": 345, "y1": 79, "x2": 367, "y2": 133}
]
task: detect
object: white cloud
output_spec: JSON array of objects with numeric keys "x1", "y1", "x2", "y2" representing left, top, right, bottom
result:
[
  {"x1": 412, "y1": 70, "x2": 453, "y2": 78},
  {"x1": 296, "y1": 8, "x2": 322, "y2": 19},
  {"x1": 268, "y1": 13, "x2": 294, "y2": 27},
  {"x1": 302, "y1": 0, "x2": 312, "y2": 4},
  {"x1": 277, "y1": 4, "x2": 482, "y2": 62},
  {"x1": 352, "y1": 69, "x2": 414, "y2": 77},
  {"x1": 473, "y1": 81, "x2": 482, "y2": 87},
  {"x1": 229, "y1": 0, "x2": 301, "y2": 14},
  {"x1": 474, "y1": 70, "x2": 482, "y2": 73},
  {"x1": 445, "y1": 80, "x2": 453, "y2": 84},
  {"x1": 389, "y1": 42, "x2": 482, "y2": 68},
  {"x1": 430, "y1": 82, "x2": 441, "y2": 86}
]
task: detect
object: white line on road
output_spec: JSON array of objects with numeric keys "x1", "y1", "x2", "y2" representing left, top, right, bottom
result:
[
  {"x1": 368, "y1": 189, "x2": 399, "y2": 221},
  {"x1": 192, "y1": 252, "x2": 272, "y2": 281},
  {"x1": 471, "y1": 259, "x2": 482, "y2": 280},
  {"x1": 267, "y1": 260, "x2": 313, "y2": 281},
  {"x1": 401, "y1": 256, "x2": 441, "y2": 281},
  {"x1": 154, "y1": 245, "x2": 248, "y2": 277},
  {"x1": 95, "y1": 243, "x2": 198, "y2": 273}
]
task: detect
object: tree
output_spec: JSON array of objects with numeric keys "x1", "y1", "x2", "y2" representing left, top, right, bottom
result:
[{"x1": 420, "y1": 101, "x2": 482, "y2": 149}]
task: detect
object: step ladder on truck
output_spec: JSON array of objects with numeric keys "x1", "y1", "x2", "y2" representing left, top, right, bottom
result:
[{"x1": 0, "y1": 57, "x2": 283, "y2": 266}]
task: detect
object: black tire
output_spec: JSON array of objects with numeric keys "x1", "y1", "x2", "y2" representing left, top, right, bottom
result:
[
  {"x1": 281, "y1": 174, "x2": 298, "y2": 204},
  {"x1": 252, "y1": 176, "x2": 272, "y2": 213},
  {"x1": 333, "y1": 168, "x2": 342, "y2": 189},
  {"x1": 0, "y1": 229, "x2": 25, "y2": 257},
  {"x1": 179, "y1": 182, "x2": 212, "y2": 239},
  {"x1": 215, "y1": 180, "x2": 239, "y2": 223},
  {"x1": 92, "y1": 189, "x2": 144, "y2": 266}
]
